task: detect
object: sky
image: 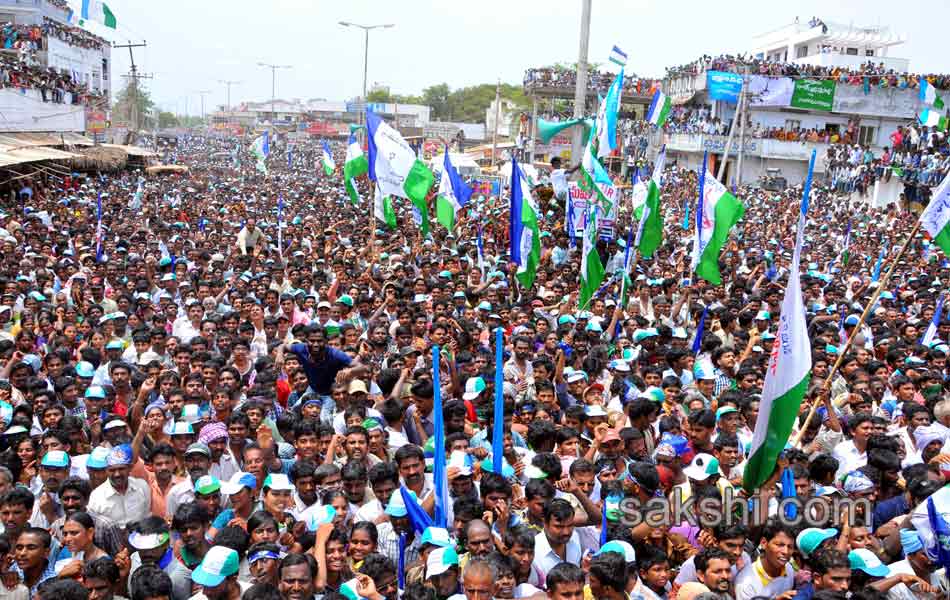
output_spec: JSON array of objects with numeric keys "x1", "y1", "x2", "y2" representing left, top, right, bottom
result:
[{"x1": 100, "y1": 0, "x2": 950, "y2": 116}]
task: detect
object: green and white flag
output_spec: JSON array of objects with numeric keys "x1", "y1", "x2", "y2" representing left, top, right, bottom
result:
[
  {"x1": 579, "y1": 206, "x2": 606, "y2": 309},
  {"x1": 921, "y1": 169, "x2": 950, "y2": 255},
  {"x1": 921, "y1": 80, "x2": 945, "y2": 110},
  {"x1": 692, "y1": 175, "x2": 745, "y2": 285},
  {"x1": 366, "y1": 110, "x2": 434, "y2": 235},
  {"x1": 71, "y1": 0, "x2": 116, "y2": 29},
  {"x1": 743, "y1": 168, "x2": 813, "y2": 491},
  {"x1": 580, "y1": 126, "x2": 616, "y2": 211},
  {"x1": 321, "y1": 141, "x2": 336, "y2": 176},
  {"x1": 630, "y1": 178, "x2": 648, "y2": 220},
  {"x1": 636, "y1": 146, "x2": 665, "y2": 258},
  {"x1": 841, "y1": 222, "x2": 851, "y2": 265},
  {"x1": 342, "y1": 133, "x2": 368, "y2": 205},
  {"x1": 510, "y1": 158, "x2": 540, "y2": 289},
  {"x1": 373, "y1": 185, "x2": 396, "y2": 230},
  {"x1": 920, "y1": 108, "x2": 948, "y2": 131}
]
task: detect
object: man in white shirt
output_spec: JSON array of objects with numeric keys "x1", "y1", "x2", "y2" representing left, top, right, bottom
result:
[
  {"x1": 87, "y1": 445, "x2": 151, "y2": 528},
  {"x1": 734, "y1": 519, "x2": 795, "y2": 600},
  {"x1": 832, "y1": 412, "x2": 873, "y2": 480},
  {"x1": 529, "y1": 498, "x2": 581, "y2": 588}
]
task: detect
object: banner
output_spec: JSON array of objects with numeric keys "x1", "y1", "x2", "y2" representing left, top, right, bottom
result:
[
  {"x1": 790, "y1": 79, "x2": 836, "y2": 111},
  {"x1": 747, "y1": 76, "x2": 795, "y2": 107},
  {"x1": 569, "y1": 182, "x2": 616, "y2": 239},
  {"x1": 707, "y1": 71, "x2": 743, "y2": 103}
]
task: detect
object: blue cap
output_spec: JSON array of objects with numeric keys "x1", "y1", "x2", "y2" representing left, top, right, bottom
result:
[
  {"x1": 106, "y1": 444, "x2": 133, "y2": 467},
  {"x1": 40, "y1": 450, "x2": 70, "y2": 469},
  {"x1": 84, "y1": 385, "x2": 106, "y2": 399},
  {"x1": 86, "y1": 446, "x2": 111, "y2": 470},
  {"x1": 75, "y1": 361, "x2": 95, "y2": 378}
]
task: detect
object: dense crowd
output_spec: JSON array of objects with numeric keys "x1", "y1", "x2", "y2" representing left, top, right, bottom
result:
[
  {"x1": 664, "y1": 53, "x2": 950, "y2": 92},
  {"x1": 523, "y1": 67, "x2": 660, "y2": 96},
  {"x1": 0, "y1": 120, "x2": 946, "y2": 600},
  {"x1": 42, "y1": 17, "x2": 108, "y2": 51},
  {"x1": 0, "y1": 53, "x2": 104, "y2": 105}
]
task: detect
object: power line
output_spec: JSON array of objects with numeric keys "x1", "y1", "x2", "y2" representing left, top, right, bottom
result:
[{"x1": 114, "y1": 40, "x2": 151, "y2": 142}]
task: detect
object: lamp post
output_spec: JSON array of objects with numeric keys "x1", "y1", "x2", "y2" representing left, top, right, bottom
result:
[
  {"x1": 257, "y1": 63, "x2": 291, "y2": 125},
  {"x1": 338, "y1": 21, "x2": 394, "y2": 129}
]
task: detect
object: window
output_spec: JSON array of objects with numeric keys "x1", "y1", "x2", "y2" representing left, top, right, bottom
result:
[
  {"x1": 826, "y1": 124, "x2": 840, "y2": 135},
  {"x1": 865, "y1": 49, "x2": 875, "y2": 57},
  {"x1": 102, "y1": 59, "x2": 108, "y2": 80},
  {"x1": 846, "y1": 47, "x2": 859, "y2": 55},
  {"x1": 784, "y1": 119, "x2": 801, "y2": 131},
  {"x1": 858, "y1": 126, "x2": 876, "y2": 146},
  {"x1": 796, "y1": 45, "x2": 808, "y2": 59}
]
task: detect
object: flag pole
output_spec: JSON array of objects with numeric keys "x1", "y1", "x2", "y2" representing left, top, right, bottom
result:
[{"x1": 793, "y1": 219, "x2": 923, "y2": 446}]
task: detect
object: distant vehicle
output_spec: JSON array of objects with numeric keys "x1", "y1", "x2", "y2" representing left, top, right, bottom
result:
[{"x1": 759, "y1": 168, "x2": 787, "y2": 192}]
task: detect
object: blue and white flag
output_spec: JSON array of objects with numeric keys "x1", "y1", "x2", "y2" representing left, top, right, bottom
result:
[
  {"x1": 692, "y1": 307, "x2": 707, "y2": 355},
  {"x1": 871, "y1": 247, "x2": 885, "y2": 282},
  {"x1": 476, "y1": 224, "x2": 486, "y2": 280},
  {"x1": 436, "y1": 148, "x2": 473, "y2": 230},
  {"x1": 95, "y1": 191, "x2": 103, "y2": 262},
  {"x1": 277, "y1": 194, "x2": 284, "y2": 259},
  {"x1": 921, "y1": 295, "x2": 945, "y2": 347},
  {"x1": 608, "y1": 45, "x2": 627, "y2": 67}
]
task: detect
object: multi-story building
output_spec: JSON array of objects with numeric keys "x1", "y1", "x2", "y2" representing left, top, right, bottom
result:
[
  {"x1": 662, "y1": 17, "x2": 919, "y2": 193},
  {"x1": 0, "y1": 0, "x2": 111, "y2": 132}
]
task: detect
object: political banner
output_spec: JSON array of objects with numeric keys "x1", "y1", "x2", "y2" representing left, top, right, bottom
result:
[
  {"x1": 707, "y1": 71, "x2": 743, "y2": 103},
  {"x1": 747, "y1": 76, "x2": 795, "y2": 107},
  {"x1": 569, "y1": 182, "x2": 617, "y2": 240},
  {"x1": 790, "y1": 79, "x2": 836, "y2": 111}
]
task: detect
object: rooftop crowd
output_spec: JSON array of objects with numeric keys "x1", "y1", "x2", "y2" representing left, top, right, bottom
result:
[
  {"x1": 0, "y1": 116, "x2": 946, "y2": 600},
  {"x1": 664, "y1": 54, "x2": 950, "y2": 91},
  {"x1": 523, "y1": 67, "x2": 660, "y2": 96}
]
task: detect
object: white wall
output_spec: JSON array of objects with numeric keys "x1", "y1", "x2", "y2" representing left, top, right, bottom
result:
[
  {"x1": 46, "y1": 37, "x2": 109, "y2": 96},
  {"x1": 0, "y1": 87, "x2": 85, "y2": 132}
]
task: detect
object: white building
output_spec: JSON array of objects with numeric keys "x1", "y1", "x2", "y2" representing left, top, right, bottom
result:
[
  {"x1": 0, "y1": 0, "x2": 111, "y2": 132},
  {"x1": 661, "y1": 17, "x2": 916, "y2": 187},
  {"x1": 226, "y1": 98, "x2": 431, "y2": 130},
  {"x1": 486, "y1": 97, "x2": 519, "y2": 137}
]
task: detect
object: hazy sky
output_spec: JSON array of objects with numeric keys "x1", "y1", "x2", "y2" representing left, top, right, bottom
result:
[{"x1": 101, "y1": 0, "x2": 949, "y2": 116}]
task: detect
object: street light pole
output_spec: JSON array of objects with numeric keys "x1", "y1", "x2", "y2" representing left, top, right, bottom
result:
[
  {"x1": 571, "y1": 0, "x2": 592, "y2": 164},
  {"x1": 339, "y1": 21, "x2": 394, "y2": 130},
  {"x1": 257, "y1": 63, "x2": 292, "y2": 125},
  {"x1": 218, "y1": 80, "x2": 242, "y2": 111},
  {"x1": 195, "y1": 90, "x2": 211, "y2": 122}
]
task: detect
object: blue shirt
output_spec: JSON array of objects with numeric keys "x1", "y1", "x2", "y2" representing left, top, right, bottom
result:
[
  {"x1": 872, "y1": 494, "x2": 908, "y2": 532},
  {"x1": 289, "y1": 343, "x2": 352, "y2": 395}
]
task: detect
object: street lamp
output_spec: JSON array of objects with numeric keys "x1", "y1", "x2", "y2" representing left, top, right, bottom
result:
[
  {"x1": 257, "y1": 62, "x2": 292, "y2": 125},
  {"x1": 338, "y1": 21, "x2": 394, "y2": 127}
]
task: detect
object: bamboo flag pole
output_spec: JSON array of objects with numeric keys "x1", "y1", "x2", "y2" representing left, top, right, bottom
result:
[{"x1": 792, "y1": 218, "x2": 922, "y2": 446}]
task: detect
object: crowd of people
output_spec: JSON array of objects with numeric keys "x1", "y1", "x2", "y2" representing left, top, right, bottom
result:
[
  {"x1": 523, "y1": 67, "x2": 660, "y2": 96},
  {"x1": 0, "y1": 53, "x2": 103, "y2": 105},
  {"x1": 0, "y1": 116, "x2": 946, "y2": 600},
  {"x1": 664, "y1": 53, "x2": 950, "y2": 92},
  {"x1": 42, "y1": 17, "x2": 108, "y2": 51}
]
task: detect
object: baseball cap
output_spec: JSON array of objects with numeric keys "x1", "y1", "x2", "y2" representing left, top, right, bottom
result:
[
  {"x1": 420, "y1": 527, "x2": 453, "y2": 548},
  {"x1": 426, "y1": 546, "x2": 459, "y2": 578},
  {"x1": 462, "y1": 376, "x2": 486, "y2": 400},
  {"x1": 84, "y1": 385, "x2": 106, "y2": 399},
  {"x1": 86, "y1": 446, "x2": 111, "y2": 470},
  {"x1": 169, "y1": 422, "x2": 195, "y2": 436},
  {"x1": 75, "y1": 361, "x2": 95, "y2": 378},
  {"x1": 104, "y1": 419, "x2": 128, "y2": 431},
  {"x1": 715, "y1": 406, "x2": 738, "y2": 421},
  {"x1": 683, "y1": 454, "x2": 720, "y2": 481},
  {"x1": 128, "y1": 531, "x2": 170, "y2": 550},
  {"x1": 192, "y1": 546, "x2": 240, "y2": 587},
  {"x1": 194, "y1": 475, "x2": 221, "y2": 495},
  {"x1": 185, "y1": 442, "x2": 211, "y2": 457},
  {"x1": 385, "y1": 489, "x2": 416, "y2": 518},
  {"x1": 347, "y1": 379, "x2": 368, "y2": 394},
  {"x1": 849, "y1": 548, "x2": 890, "y2": 577},
  {"x1": 220, "y1": 472, "x2": 257, "y2": 495},
  {"x1": 796, "y1": 528, "x2": 838, "y2": 557},
  {"x1": 597, "y1": 540, "x2": 636, "y2": 563},
  {"x1": 40, "y1": 450, "x2": 70, "y2": 469},
  {"x1": 263, "y1": 473, "x2": 294, "y2": 491}
]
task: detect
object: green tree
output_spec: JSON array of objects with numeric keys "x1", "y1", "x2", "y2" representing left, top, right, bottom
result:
[
  {"x1": 366, "y1": 88, "x2": 392, "y2": 103},
  {"x1": 157, "y1": 111, "x2": 179, "y2": 128},
  {"x1": 113, "y1": 81, "x2": 155, "y2": 130},
  {"x1": 422, "y1": 83, "x2": 451, "y2": 120}
]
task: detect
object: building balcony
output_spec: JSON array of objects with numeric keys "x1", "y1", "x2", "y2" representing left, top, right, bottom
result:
[
  {"x1": 664, "y1": 133, "x2": 836, "y2": 165},
  {"x1": 793, "y1": 52, "x2": 909, "y2": 72}
]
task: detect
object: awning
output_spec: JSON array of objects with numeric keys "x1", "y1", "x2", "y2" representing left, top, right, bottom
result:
[
  {"x1": 102, "y1": 144, "x2": 156, "y2": 157},
  {"x1": 0, "y1": 132, "x2": 92, "y2": 147},
  {"x1": 0, "y1": 146, "x2": 80, "y2": 168}
]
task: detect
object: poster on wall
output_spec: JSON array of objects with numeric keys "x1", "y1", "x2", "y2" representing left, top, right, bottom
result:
[
  {"x1": 790, "y1": 79, "x2": 836, "y2": 111},
  {"x1": 707, "y1": 71, "x2": 743, "y2": 103},
  {"x1": 747, "y1": 76, "x2": 795, "y2": 106}
]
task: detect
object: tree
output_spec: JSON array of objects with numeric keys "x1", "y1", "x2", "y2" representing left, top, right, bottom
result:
[
  {"x1": 157, "y1": 111, "x2": 178, "y2": 128},
  {"x1": 422, "y1": 83, "x2": 451, "y2": 120},
  {"x1": 113, "y1": 81, "x2": 155, "y2": 130}
]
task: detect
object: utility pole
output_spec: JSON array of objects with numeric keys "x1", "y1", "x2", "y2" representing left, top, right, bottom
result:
[
  {"x1": 735, "y1": 67, "x2": 749, "y2": 188},
  {"x1": 195, "y1": 90, "x2": 212, "y2": 122},
  {"x1": 490, "y1": 80, "x2": 501, "y2": 169},
  {"x1": 218, "y1": 80, "x2": 241, "y2": 111},
  {"x1": 717, "y1": 73, "x2": 744, "y2": 182},
  {"x1": 114, "y1": 40, "x2": 150, "y2": 144},
  {"x1": 339, "y1": 22, "x2": 394, "y2": 136},
  {"x1": 570, "y1": 0, "x2": 592, "y2": 164},
  {"x1": 257, "y1": 63, "x2": 291, "y2": 125}
]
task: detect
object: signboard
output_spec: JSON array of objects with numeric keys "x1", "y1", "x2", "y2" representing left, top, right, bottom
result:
[
  {"x1": 747, "y1": 76, "x2": 795, "y2": 107},
  {"x1": 568, "y1": 182, "x2": 617, "y2": 240},
  {"x1": 790, "y1": 79, "x2": 836, "y2": 111},
  {"x1": 86, "y1": 110, "x2": 107, "y2": 133},
  {"x1": 707, "y1": 71, "x2": 743, "y2": 103}
]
